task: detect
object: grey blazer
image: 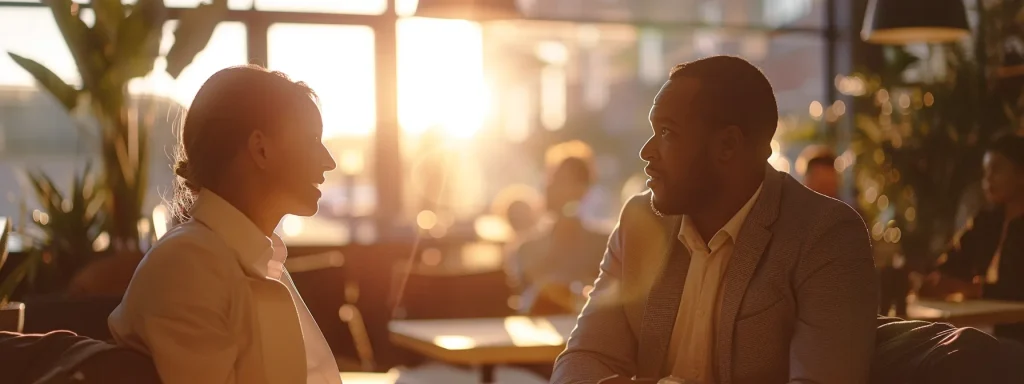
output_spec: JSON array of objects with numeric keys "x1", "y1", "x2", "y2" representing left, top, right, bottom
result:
[{"x1": 551, "y1": 166, "x2": 877, "y2": 384}]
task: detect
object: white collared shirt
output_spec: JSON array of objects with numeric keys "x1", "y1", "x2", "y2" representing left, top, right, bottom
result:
[
  {"x1": 109, "y1": 189, "x2": 340, "y2": 384},
  {"x1": 665, "y1": 183, "x2": 763, "y2": 382}
]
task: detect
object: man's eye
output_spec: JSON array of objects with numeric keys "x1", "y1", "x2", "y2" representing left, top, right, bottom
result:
[{"x1": 660, "y1": 128, "x2": 670, "y2": 136}]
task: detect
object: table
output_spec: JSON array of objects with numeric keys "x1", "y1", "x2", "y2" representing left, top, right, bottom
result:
[
  {"x1": 389, "y1": 315, "x2": 577, "y2": 383},
  {"x1": 907, "y1": 299, "x2": 1024, "y2": 327}
]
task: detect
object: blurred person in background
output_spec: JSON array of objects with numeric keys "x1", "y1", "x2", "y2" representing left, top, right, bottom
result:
[
  {"x1": 108, "y1": 66, "x2": 341, "y2": 384},
  {"x1": 553, "y1": 56, "x2": 876, "y2": 384},
  {"x1": 797, "y1": 145, "x2": 840, "y2": 199},
  {"x1": 490, "y1": 184, "x2": 543, "y2": 244},
  {"x1": 506, "y1": 142, "x2": 609, "y2": 315},
  {"x1": 926, "y1": 132, "x2": 1024, "y2": 343}
]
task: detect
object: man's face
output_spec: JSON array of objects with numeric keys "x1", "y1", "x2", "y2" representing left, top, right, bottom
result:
[
  {"x1": 983, "y1": 151, "x2": 1024, "y2": 205},
  {"x1": 804, "y1": 164, "x2": 839, "y2": 198},
  {"x1": 639, "y1": 79, "x2": 717, "y2": 216},
  {"x1": 259, "y1": 107, "x2": 337, "y2": 216}
]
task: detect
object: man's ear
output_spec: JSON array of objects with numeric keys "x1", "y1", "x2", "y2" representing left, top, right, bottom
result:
[
  {"x1": 718, "y1": 125, "x2": 744, "y2": 162},
  {"x1": 248, "y1": 130, "x2": 270, "y2": 170}
]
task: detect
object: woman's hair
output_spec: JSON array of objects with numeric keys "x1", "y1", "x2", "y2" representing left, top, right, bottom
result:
[
  {"x1": 987, "y1": 131, "x2": 1024, "y2": 169},
  {"x1": 170, "y1": 65, "x2": 320, "y2": 221}
]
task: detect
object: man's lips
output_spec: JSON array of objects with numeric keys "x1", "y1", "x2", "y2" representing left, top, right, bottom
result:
[
  {"x1": 644, "y1": 166, "x2": 663, "y2": 189},
  {"x1": 644, "y1": 166, "x2": 662, "y2": 180}
]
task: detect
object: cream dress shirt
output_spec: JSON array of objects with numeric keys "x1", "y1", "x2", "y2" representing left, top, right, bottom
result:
[
  {"x1": 665, "y1": 184, "x2": 763, "y2": 383},
  {"x1": 109, "y1": 189, "x2": 341, "y2": 384}
]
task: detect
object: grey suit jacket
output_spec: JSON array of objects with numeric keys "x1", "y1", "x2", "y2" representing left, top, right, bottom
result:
[{"x1": 551, "y1": 166, "x2": 877, "y2": 384}]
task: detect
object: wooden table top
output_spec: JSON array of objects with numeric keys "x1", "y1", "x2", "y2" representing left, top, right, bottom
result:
[
  {"x1": 389, "y1": 299, "x2": 1024, "y2": 366},
  {"x1": 389, "y1": 315, "x2": 577, "y2": 365},
  {"x1": 907, "y1": 299, "x2": 1024, "y2": 327}
]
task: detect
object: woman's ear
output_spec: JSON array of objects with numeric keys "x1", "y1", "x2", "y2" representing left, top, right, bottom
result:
[{"x1": 248, "y1": 130, "x2": 270, "y2": 170}]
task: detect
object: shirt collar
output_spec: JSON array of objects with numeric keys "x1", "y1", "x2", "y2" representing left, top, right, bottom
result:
[
  {"x1": 679, "y1": 182, "x2": 764, "y2": 254},
  {"x1": 189, "y1": 189, "x2": 288, "y2": 280}
]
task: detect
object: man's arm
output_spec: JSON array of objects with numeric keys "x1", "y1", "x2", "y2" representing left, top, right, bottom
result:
[
  {"x1": 551, "y1": 223, "x2": 638, "y2": 384},
  {"x1": 788, "y1": 211, "x2": 877, "y2": 384}
]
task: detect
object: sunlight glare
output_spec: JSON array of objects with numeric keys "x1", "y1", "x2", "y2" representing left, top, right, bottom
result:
[
  {"x1": 398, "y1": 18, "x2": 490, "y2": 139},
  {"x1": 504, "y1": 316, "x2": 565, "y2": 347}
]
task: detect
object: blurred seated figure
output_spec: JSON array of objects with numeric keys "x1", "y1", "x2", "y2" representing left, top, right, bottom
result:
[
  {"x1": 797, "y1": 145, "x2": 840, "y2": 199},
  {"x1": 0, "y1": 330, "x2": 160, "y2": 384},
  {"x1": 489, "y1": 184, "x2": 543, "y2": 245},
  {"x1": 506, "y1": 142, "x2": 608, "y2": 314},
  {"x1": 925, "y1": 133, "x2": 1024, "y2": 343}
]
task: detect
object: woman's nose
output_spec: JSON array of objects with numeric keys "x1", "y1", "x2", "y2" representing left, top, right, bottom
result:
[{"x1": 323, "y1": 148, "x2": 338, "y2": 172}]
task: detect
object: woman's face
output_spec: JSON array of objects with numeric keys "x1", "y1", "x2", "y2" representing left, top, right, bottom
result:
[
  {"x1": 982, "y1": 151, "x2": 1024, "y2": 205},
  {"x1": 260, "y1": 107, "x2": 337, "y2": 217}
]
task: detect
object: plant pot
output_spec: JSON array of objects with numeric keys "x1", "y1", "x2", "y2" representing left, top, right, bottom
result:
[
  {"x1": 21, "y1": 294, "x2": 123, "y2": 340},
  {"x1": 67, "y1": 251, "x2": 144, "y2": 298},
  {"x1": 0, "y1": 301, "x2": 24, "y2": 332}
]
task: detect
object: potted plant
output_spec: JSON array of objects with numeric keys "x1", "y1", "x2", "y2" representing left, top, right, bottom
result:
[
  {"x1": 3, "y1": 0, "x2": 227, "y2": 297},
  {"x1": 0, "y1": 164, "x2": 105, "y2": 303}
]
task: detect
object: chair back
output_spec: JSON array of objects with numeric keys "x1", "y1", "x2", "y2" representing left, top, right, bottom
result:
[
  {"x1": 0, "y1": 330, "x2": 159, "y2": 384},
  {"x1": 392, "y1": 264, "x2": 514, "y2": 320}
]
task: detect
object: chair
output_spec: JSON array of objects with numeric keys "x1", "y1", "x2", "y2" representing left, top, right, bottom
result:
[
  {"x1": 391, "y1": 263, "x2": 515, "y2": 320},
  {"x1": 0, "y1": 217, "x2": 9, "y2": 271},
  {"x1": 0, "y1": 330, "x2": 159, "y2": 384}
]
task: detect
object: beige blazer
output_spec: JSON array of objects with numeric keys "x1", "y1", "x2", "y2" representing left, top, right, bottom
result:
[
  {"x1": 551, "y1": 166, "x2": 878, "y2": 384},
  {"x1": 109, "y1": 191, "x2": 338, "y2": 384}
]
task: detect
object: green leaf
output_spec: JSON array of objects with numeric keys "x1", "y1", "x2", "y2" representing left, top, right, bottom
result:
[
  {"x1": 105, "y1": 0, "x2": 166, "y2": 86},
  {"x1": 43, "y1": 0, "x2": 105, "y2": 90},
  {"x1": 165, "y1": 0, "x2": 228, "y2": 78},
  {"x1": 7, "y1": 53, "x2": 79, "y2": 111},
  {"x1": 91, "y1": 0, "x2": 125, "y2": 43},
  {"x1": 0, "y1": 251, "x2": 43, "y2": 306}
]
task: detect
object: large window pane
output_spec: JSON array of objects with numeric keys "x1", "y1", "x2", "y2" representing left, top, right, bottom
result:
[
  {"x1": 520, "y1": 0, "x2": 826, "y2": 28},
  {"x1": 130, "y1": 22, "x2": 248, "y2": 107},
  {"x1": 0, "y1": 8, "x2": 79, "y2": 87},
  {"x1": 268, "y1": 23, "x2": 377, "y2": 240},
  {"x1": 397, "y1": 17, "x2": 491, "y2": 224},
  {"x1": 0, "y1": 12, "x2": 247, "y2": 219},
  {"x1": 256, "y1": 0, "x2": 387, "y2": 15}
]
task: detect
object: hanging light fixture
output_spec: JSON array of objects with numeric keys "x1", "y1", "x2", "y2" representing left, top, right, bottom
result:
[
  {"x1": 861, "y1": 0, "x2": 970, "y2": 45},
  {"x1": 413, "y1": 0, "x2": 522, "y2": 21}
]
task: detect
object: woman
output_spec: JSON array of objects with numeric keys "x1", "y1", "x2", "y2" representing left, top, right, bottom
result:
[
  {"x1": 108, "y1": 65, "x2": 340, "y2": 383},
  {"x1": 931, "y1": 132, "x2": 1024, "y2": 342}
]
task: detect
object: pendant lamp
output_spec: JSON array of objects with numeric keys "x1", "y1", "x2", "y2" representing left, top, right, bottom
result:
[
  {"x1": 862, "y1": 0, "x2": 970, "y2": 44},
  {"x1": 412, "y1": 0, "x2": 522, "y2": 21}
]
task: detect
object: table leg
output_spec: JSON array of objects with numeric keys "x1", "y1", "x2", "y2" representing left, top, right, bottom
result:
[{"x1": 480, "y1": 364, "x2": 495, "y2": 383}]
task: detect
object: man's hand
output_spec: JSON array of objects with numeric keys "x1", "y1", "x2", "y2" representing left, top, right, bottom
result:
[{"x1": 596, "y1": 375, "x2": 661, "y2": 384}]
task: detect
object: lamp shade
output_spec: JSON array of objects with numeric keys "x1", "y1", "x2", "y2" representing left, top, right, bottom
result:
[
  {"x1": 862, "y1": 0, "x2": 970, "y2": 44},
  {"x1": 413, "y1": 0, "x2": 522, "y2": 21}
]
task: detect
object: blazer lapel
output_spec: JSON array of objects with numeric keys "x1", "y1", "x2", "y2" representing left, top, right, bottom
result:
[
  {"x1": 247, "y1": 276, "x2": 307, "y2": 384},
  {"x1": 715, "y1": 166, "x2": 783, "y2": 384},
  {"x1": 636, "y1": 218, "x2": 688, "y2": 378}
]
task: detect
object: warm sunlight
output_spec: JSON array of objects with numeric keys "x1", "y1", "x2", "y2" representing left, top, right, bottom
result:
[{"x1": 398, "y1": 17, "x2": 491, "y2": 139}]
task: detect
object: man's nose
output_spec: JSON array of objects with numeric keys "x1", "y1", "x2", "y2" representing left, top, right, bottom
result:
[{"x1": 639, "y1": 136, "x2": 657, "y2": 161}]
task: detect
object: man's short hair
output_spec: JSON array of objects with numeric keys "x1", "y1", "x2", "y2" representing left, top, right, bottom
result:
[
  {"x1": 668, "y1": 56, "x2": 779, "y2": 144},
  {"x1": 797, "y1": 145, "x2": 838, "y2": 176},
  {"x1": 988, "y1": 131, "x2": 1024, "y2": 169}
]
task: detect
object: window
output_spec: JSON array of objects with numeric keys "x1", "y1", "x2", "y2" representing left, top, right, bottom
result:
[
  {"x1": 256, "y1": 0, "x2": 387, "y2": 15},
  {"x1": 519, "y1": 0, "x2": 827, "y2": 28}
]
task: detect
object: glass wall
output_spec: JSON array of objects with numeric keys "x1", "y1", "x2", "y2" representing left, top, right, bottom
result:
[{"x1": 0, "y1": 0, "x2": 838, "y2": 243}]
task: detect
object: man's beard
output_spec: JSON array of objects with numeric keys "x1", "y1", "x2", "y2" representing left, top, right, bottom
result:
[{"x1": 649, "y1": 194, "x2": 665, "y2": 217}]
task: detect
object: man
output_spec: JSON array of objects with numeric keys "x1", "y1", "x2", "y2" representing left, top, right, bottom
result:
[
  {"x1": 551, "y1": 56, "x2": 877, "y2": 384},
  {"x1": 798, "y1": 145, "x2": 839, "y2": 199}
]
